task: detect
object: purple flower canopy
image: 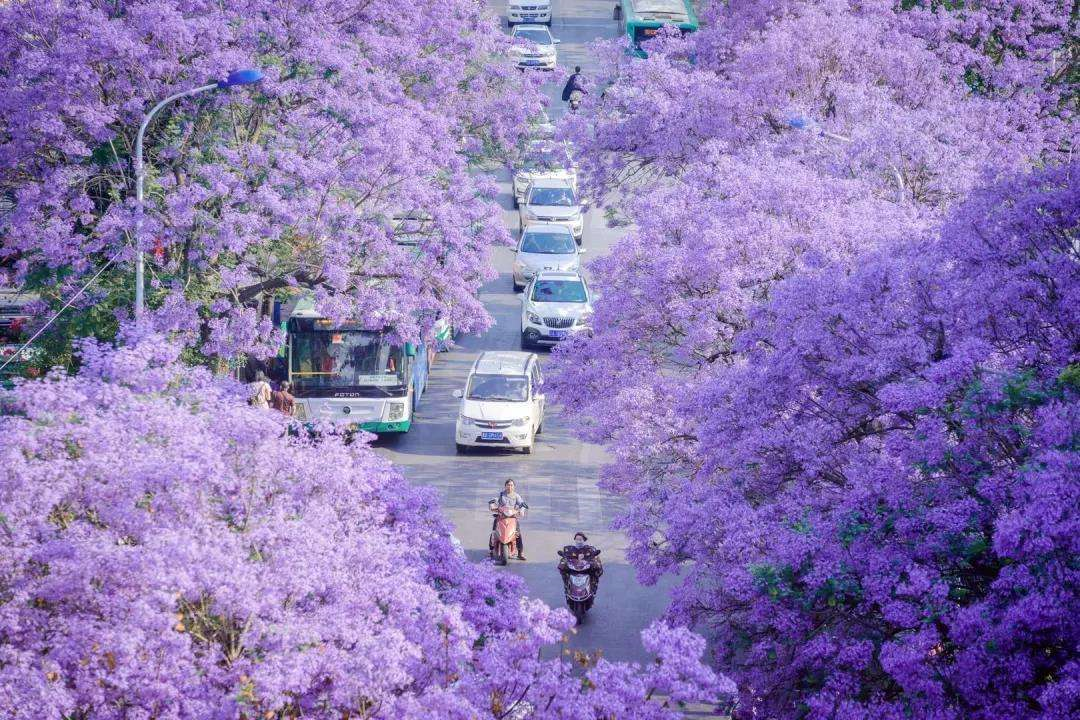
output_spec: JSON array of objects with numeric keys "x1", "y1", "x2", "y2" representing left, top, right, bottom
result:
[
  {"x1": 0, "y1": 0, "x2": 548, "y2": 358},
  {"x1": 549, "y1": 0, "x2": 1077, "y2": 717},
  {"x1": 0, "y1": 337, "x2": 731, "y2": 718}
]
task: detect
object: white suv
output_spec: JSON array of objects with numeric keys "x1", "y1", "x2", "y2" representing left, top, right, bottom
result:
[
  {"x1": 513, "y1": 140, "x2": 577, "y2": 209},
  {"x1": 520, "y1": 271, "x2": 593, "y2": 349},
  {"x1": 519, "y1": 177, "x2": 585, "y2": 244},
  {"x1": 513, "y1": 224, "x2": 584, "y2": 291},
  {"x1": 453, "y1": 351, "x2": 545, "y2": 454},
  {"x1": 507, "y1": 0, "x2": 551, "y2": 25}
]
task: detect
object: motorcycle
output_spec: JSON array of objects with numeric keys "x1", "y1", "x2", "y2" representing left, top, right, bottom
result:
[
  {"x1": 488, "y1": 499, "x2": 527, "y2": 565},
  {"x1": 557, "y1": 545, "x2": 601, "y2": 623},
  {"x1": 568, "y1": 89, "x2": 584, "y2": 112}
]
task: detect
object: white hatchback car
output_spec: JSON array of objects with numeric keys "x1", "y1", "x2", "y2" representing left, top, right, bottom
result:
[
  {"x1": 454, "y1": 351, "x2": 545, "y2": 454},
  {"x1": 520, "y1": 271, "x2": 593, "y2": 349},
  {"x1": 507, "y1": 0, "x2": 551, "y2": 25},
  {"x1": 510, "y1": 24, "x2": 559, "y2": 70},
  {"x1": 513, "y1": 224, "x2": 584, "y2": 291},
  {"x1": 519, "y1": 178, "x2": 585, "y2": 243}
]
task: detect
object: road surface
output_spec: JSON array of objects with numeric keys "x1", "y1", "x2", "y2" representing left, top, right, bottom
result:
[{"x1": 374, "y1": 0, "x2": 680, "y2": 667}]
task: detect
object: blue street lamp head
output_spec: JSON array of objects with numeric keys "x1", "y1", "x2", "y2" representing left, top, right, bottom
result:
[{"x1": 218, "y1": 68, "x2": 264, "y2": 89}]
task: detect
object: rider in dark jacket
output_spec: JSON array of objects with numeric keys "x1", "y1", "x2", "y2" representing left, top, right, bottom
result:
[
  {"x1": 558, "y1": 531, "x2": 603, "y2": 591},
  {"x1": 561, "y1": 67, "x2": 587, "y2": 102}
]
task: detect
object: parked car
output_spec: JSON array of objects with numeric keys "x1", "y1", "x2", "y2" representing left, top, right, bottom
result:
[
  {"x1": 507, "y1": 0, "x2": 551, "y2": 26},
  {"x1": 519, "y1": 177, "x2": 585, "y2": 243},
  {"x1": 512, "y1": 140, "x2": 577, "y2": 208},
  {"x1": 513, "y1": 224, "x2": 584, "y2": 291},
  {"x1": 453, "y1": 351, "x2": 545, "y2": 454},
  {"x1": 509, "y1": 24, "x2": 559, "y2": 70},
  {"x1": 520, "y1": 271, "x2": 592, "y2": 349}
]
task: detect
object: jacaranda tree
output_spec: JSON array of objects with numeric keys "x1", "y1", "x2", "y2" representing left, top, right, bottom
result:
[
  {"x1": 0, "y1": 0, "x2": 544, "y2": 365},
  {"x1": 0, "y1": 338, "x2": 730, "y2": 719},
  {"x1": 550, "y1": 0, "x2": 1077, "y2": 716}
]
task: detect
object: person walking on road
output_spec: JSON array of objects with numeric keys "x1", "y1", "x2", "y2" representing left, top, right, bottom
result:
[
  {"x1": 270, "y1": 380, "x2": 295, "y2": 416},
  {"x1": 249, "y1": 371, "x2": 272, "y2": 409}
]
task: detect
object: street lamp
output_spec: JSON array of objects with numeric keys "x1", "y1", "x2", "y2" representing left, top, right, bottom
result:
[
  {"x1": 785, "y1": 115, "x2": 905, "y2": 204},
  {"x1": 133, "y1": 69, "x2": 264, "y2": 321}
]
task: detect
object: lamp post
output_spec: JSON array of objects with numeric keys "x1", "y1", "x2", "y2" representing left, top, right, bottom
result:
[
  {"x1": 786, "y1": 115, "x2": 905, "y2": 204},
  {"x1": 133, "y1": 69, "x2": 264, "y2": 322}
]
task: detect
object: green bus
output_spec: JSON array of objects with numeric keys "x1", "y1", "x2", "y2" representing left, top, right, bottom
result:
[{"x1": 620, "y1": 0, "x2": 699, "y2": 58}]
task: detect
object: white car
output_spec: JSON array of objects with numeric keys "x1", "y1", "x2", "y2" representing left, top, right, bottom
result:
[
  {"x1": 519, "y1": 177, "x2": 585, "y2": 243},
  {"x1": 454, "y1": 351, "x2": 545, "y2": 454},
  {"x1": 509, "y1": 25, "x2": 559, "y2": 70},
  {"x1": 513, "y1": 224, "x2": 584, "y2": 291},
  {"x1": 507, "y1": 0, "x2": 551, "y2": 25},
  {"x1": 520, "y1": 271, "x2": 593, "y2": 349},
  {"x1": 528, "y1": 109, "x2": 556, "y2": 140},
  {"x1": 513, "y1": 141, "x2": 577, "y2": 208}
]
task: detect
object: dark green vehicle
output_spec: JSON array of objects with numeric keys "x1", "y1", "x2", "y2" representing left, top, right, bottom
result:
[{"x1": 619, "y1": 0, "x2": 699, "y2": 57}]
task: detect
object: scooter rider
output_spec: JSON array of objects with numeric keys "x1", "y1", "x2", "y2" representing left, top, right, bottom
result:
[
  {"x1": 492, "y1": 479, "x2": 528, "y2": 561},
  {"x1": 561, "y1": 66, "x2": 587, "y2": 105},
  {"x1": 558, "y1": 531, "x2": 602, "y2": 589}
]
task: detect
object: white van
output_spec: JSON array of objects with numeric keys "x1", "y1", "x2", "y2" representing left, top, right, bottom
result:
[
  {"x1": 507, "y1": 0, "x2": 551, "y2": 26},
  {"x1": 453, "y1": 351, "x2": 545, "y2": 454}
]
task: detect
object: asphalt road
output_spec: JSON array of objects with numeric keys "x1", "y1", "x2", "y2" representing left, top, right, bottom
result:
[{"x1": 373, "y1": 0, "x2": 679, "y2": 666}]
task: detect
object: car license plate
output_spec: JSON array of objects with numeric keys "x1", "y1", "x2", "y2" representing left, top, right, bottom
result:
[
  {"x1": 524, "y1": 14, "x2": 538, "y2": 18},
  {"x1": 481, "y1": 431, "x2": 504, "y2": 441},
  {"x1": 523, "y1": 60, "x2": 541, "y2": 66},
  {"x1": 549, "y1": 329, "x2": 568, "y2": 339}
]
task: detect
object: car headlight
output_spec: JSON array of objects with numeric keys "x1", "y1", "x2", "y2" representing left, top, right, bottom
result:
[
  {"x1": 575, "y1": 314, "x2": 591, "y2": 326},
  {"x1": 527, "y1": 311, "x2": 542, "y2": 325},
  {"x1": 458, "y1": 414, "x2": 476, "y2": 426},
  {"x1": 511, "y1": 417, "x2": 530, "y2": 427},
  {"x1": 388, "y1": 402, "x2": 406, "y2": 421}
]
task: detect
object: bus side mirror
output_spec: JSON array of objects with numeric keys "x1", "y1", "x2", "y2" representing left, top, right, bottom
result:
[{"x1": 405, "y1": 342, "x2": 417, "y2": 357}]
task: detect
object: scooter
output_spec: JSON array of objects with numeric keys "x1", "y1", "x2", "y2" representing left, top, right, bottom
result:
[
  {"x1": 557, "y1": 546, "x2": 601, "y2": 622},
  {"x1": 568, "y1": 89, "x2": 584, "y2": 112},
  {"x1": 488, "y1": 500, "x2": 527, "y2": 565}
]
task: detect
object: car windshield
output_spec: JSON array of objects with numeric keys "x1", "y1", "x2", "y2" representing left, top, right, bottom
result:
[
  {"x1": 531, "y1": 280, "x2": 587, "y2": 303},
  {"x1": 529, "y1": 187, "x2": 576, "y2": 206},
  {"x1": 521, "y1": 231, "x2": 576, "y2": 254},
  {"x1": 516, "y1": 29, "x2": 552, "y2": 45},
  {"x1": 467, "y1": 374, "x2": 529, "y2": 402}
]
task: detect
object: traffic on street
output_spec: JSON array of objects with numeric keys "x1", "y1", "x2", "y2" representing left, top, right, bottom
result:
[{"x1": 372, "y1": 0, "x2": 679, "y2": 664}]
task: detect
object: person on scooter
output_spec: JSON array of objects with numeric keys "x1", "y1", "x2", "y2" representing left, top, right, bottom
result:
[
  {"x1": 558, "y1": 531, "x2": 602, "y2": 590},
  {"x1": 491, "y1": 479, "x2": 528, "y2": 561},
  {"x1": 561, "y1": 66, "x2": 587, "y2": 107}
]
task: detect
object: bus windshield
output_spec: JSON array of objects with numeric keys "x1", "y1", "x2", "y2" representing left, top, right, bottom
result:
[{"x1": 290, "y1": 321, "x2": 407, "y2": 397}]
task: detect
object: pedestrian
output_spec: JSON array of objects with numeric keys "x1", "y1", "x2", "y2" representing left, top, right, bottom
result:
[
  {"x1": 270, "y1": 380, "x2": 295, "y2": 416},
  {"x1": 249, "y1": 371, "x2": 272, "y2": 409}
]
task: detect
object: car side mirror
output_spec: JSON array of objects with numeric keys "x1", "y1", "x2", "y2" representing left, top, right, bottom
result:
[
  {"x1": 452, "y1": 389, "x2": 463, "y2": 399},
  {"x1": 554, "y1": 38, "x2": 562, "y2": 44},
  {"x1": 578, "y1": 248, "x2": 588, "y2": 254}
]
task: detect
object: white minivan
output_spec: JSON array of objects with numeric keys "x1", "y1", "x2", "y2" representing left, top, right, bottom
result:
[
  {"x1": 453, "y1": 351, "x2": 545, "y2": 454},
  {"x1": 507, "y1": 0, "x2": 551, "y2": 26}
]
